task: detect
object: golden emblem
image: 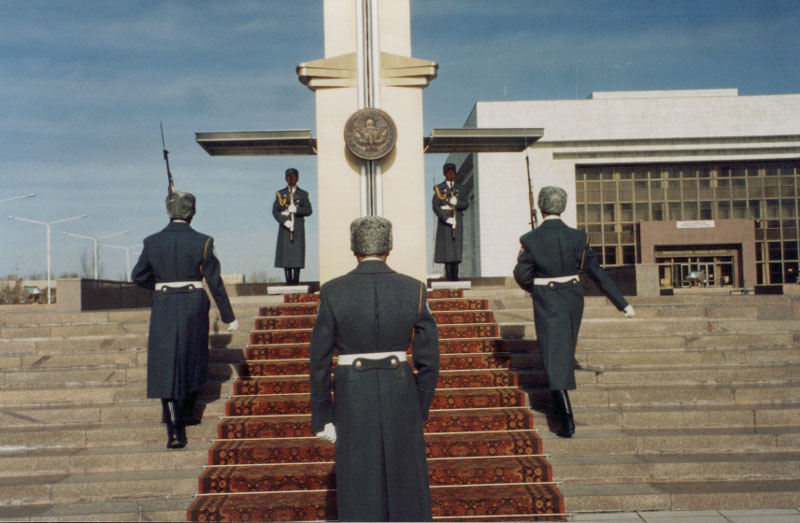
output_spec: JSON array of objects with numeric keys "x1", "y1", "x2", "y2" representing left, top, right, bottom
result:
[{"x1": 344, "y1": 108, "x2": 397, "y2": 160}]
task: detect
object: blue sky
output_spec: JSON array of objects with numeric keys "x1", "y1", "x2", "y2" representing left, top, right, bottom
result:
[{"x1": 2, "y1": 1, "x2": 798, "y2": 281}]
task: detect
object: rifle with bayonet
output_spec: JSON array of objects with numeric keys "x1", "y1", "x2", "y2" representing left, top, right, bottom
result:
[{"x1": 160, "y1": 122, "x2": 175, "y2": 195}]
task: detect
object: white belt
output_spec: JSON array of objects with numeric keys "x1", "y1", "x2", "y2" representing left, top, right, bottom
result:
[
  {"x1": 337, "y1": 351, "x2": 407, "y2": 366},
  {"x1": 155, "y1": 281, "x2": 202, "y2": 291},
  {"x1": 533, "y1": 274, "x2": 579, "y2": 286}
]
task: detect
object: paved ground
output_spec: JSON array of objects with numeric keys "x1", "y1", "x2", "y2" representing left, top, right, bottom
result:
[{"x1": 570, "y1": 508, "x2": 800, "y2": 522}]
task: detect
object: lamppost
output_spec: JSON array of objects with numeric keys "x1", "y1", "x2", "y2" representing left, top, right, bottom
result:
[
  {"x1": 0, "y1": 194, "x2": 36, "y2": 203},
  {"x1": 62, "y1": 231, "x2": 128, "y2": 280},
  {"x1": 98, "y1": 243, "x2": 140, "y2": 282},
  {"x1": 8, "y1": 213, "x2": 88, "y2": 304}
]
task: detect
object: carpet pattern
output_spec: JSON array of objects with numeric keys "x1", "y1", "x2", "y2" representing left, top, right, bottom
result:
[{"x1": 187, "y1": 289, "x2": 565, "y2": 521}]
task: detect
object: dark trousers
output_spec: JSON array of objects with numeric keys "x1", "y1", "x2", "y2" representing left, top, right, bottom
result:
[
  {"x1": 444, "y1": 262, "x2": 459, "y2": 281},
  {"x1": 284, "y1": 268, "x2": 301, "y2": 285}
]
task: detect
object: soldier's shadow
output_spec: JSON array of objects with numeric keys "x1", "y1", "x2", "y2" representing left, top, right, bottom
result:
[{"x1": 496, "y1": 337, "x2": 570, "y2": 435}]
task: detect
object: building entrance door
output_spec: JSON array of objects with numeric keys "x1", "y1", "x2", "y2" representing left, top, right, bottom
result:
[{"x1": 656, "y1": 248, "x2": 736, "y2": 288}]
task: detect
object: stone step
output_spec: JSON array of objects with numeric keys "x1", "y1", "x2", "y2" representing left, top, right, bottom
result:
[
  {"x1": 537, "y1": 425, "x2": 800, "y2": 457},
  {"x1": 216, "y1": 407, "x2": 535, "y2": 439},
  {"x1": 0, "y1": 441, "x2": 209, "y2": 477},
  {"x1": 560, "y1": 479, "x2": 800, "y2": 513},
  {"x1": 0, "y1": 398, "x2": 229, "y2": 428},
  {"x1": 186, "y1": 483, "x2": 564, "y2": 521},
  {"x1": 0, "y1": 421, "x2": 218, "y2": 450},
  {"x1": 199, "y1": 455, "x2": 554, "y2": 493},
  {"x1": 0, "y1": 304, "x2": 259, "y2": 328},
  {"x1": 558, "y1": 403, "x2": 800, "y2": 431},
  {"x1": 207, "y1": 430, "x2": 544, "y2": 465},
  {"x1": 0, "y1": 496, "x2": 190, "y2": 522},
  {"x1": 495, "y1": 305, "x2": 763, "y2": 321},
  {"x1": 252, "y1": 310, "x2": 496, "y2": 330},
  {"x1": 549, "y1": 452, "x2": 800, "y2": 483},
  {"x1": 499, "y1": 318, "x2": 800, "y2": 340},
  {"x1": 0, "y1": 468, "x2": 200, "y2": 506},
  {"x1": 0, "y1": 331, "x2": 252, "y2": 354}
]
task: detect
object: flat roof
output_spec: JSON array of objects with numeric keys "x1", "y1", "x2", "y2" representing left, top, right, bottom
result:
[
  {"x1": 424, "y1": 128, "x2": 544, "y2": 153},
  {"x1": 195, "y1": 130, "x2": 317, "y2": 156}
]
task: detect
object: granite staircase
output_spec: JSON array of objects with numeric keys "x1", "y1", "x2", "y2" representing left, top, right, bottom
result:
[
  {"x1": 1, "y1": 288, "x2": 799, "y2": 520},
  {"x1": 492, "y1": 291, "x2": 800, "y2": 515},
  {"x1": 0, "y1": 300, "x2": 258, "y2": 522}
]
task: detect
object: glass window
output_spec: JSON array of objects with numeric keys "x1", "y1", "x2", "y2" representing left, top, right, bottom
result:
[
  {"x1": 622, "y1": 245, "x2": 636, "y2": 264},
  {"x1": 667, "y1": 180, "x2": 682, "y2": 200},
  {"x1": 586, "y1": 204, "x2": 601, "y2": 223},
  {"x1": 700, "y1": 201, "x2": 712, "y2": 219},
  {"x1": 618, "y1": 181, "x2": 633, "y2": 202},
  {"x1": 603, "y1": 224, "x2": 618, "y2": 244},
  {"x1": 636, "y1": 203, "x2": 650, "y2": 221},
  {"x1": 620, "y1": 224, "x2": 635, "y2": 243},
  {"x1": 620, "y1": 203, "x2": 634, "y2": 222},
  {"x1": 669, "y1": 202, "x2": 682, "y2": 220},
  {"x1": 576, "y1": 205, "x2": 586, "y2": 224},
  {"x1": 780, "y1": 199, "x2": 796, "y2": 218},
  {"x1": 784, "y1": 241, "x2": 799, "y2": 261},
  {"x1": 585, "y1": 181, "x2": 601, "y2": 202},
  {"x1": 766, "y1": 200, "x2": 780, "y2": 218},
  {"x1": 732, "y1": 201, "x2": 747, "y2": 218},
  {"x1": 604, "y1": 245, "x2": 617, "y2": 265},
  {"x1": 717, "y1": 201, "x2": 730, "y2": 219},
  {"x1": 603, "y1": 204, "x2": 615, "y2": 222},
  {"x1": 684, "y1": 201, "x2": 699, "y2": 220},
  {"x1": 587, "y1": 224, "x2": 602, "y2": 245},
  {"x1": 602, "y1": 182, "x2": 617, "y2": 202},
  {"x1": 651, "y1": 202, "x2": 664, "y2": 221},
  {"x1": 731, "y1": 178, "x2": 747, "y2": 199},
  {"x1": 768, "y1": 242, "x2": 782, "y2": 260},
  {"x1": 769, "y1": 262, "x2": 783, "y2": 284},
  {"x1": 682, "y1": 180, "x2": 699, "y2": 200},
  {"x1": 634, "y1": 181, "x2": 649, "y2": 201}
]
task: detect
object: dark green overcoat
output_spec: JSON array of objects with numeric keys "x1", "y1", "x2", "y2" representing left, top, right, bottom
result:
[
  {"x1": 432, "y1": 181, "x2": 469, "y2": 263},
  {"x1": 272, "y1": 186, "x2": 312, "y2": 268},
  {"x1": 132, "y1": 222, "x2": 235, "y2": 399},
  {"x1": 309, "y1": 260, "x2": 440, "y2": 522},
  {"x1": 513, "y1": 218, "x2": 628, "y2": 390}
]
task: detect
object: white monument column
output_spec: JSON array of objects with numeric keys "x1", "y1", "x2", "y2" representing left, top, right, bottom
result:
[{"x1": 300, "y1": 0, "x2": 437, "y2": 282}]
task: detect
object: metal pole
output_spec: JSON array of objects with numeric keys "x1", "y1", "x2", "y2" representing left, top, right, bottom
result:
[
  {"x1": 0, "y1": 194, "x2": 36, "y2": 203},
  {"x1": 45, "y1": 223, "x2": 51, "y2": 304}
]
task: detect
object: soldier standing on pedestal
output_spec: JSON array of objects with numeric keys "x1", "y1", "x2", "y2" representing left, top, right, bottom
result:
[
  {"x1": 432, "y1": 163, "x2": 469, "y2": 281},
  {"x1": 272, "y1": 168, "x2": 312, "y2": 284}
]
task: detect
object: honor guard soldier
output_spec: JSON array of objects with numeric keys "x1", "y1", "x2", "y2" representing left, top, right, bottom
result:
[
  {"x1": 432, "y1": 163, "x2": 469, "y2": 281},
  {"x1": 513, "y1": 186, "x2": 635, "y2": 438},
  {"x1": 309, "y1": 216, "x2": 440, "y2": 521},
  {"x1": 132, "y1": 191, "x2": 239, "y2": 449},
  {"x1": 272, "y1": 167, "x2": 312, "y2": 284}
]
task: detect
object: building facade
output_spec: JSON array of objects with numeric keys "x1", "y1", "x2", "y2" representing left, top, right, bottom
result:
[{"x1": 448, "y1": 89, "x2": 800, "y2": 287}]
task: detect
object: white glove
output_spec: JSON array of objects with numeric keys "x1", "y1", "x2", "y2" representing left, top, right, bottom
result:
[
  {"x1": 280, "y1": 211, "x2": 289, "y2": 216},
  {"x1": 226, "y1": 319, "x2": 239, "y2": 332},
  {"x1": 284, "y1": 220, "x2": 294, "y2": 231},
  {"x1": 449, "y1": 196, "x2": 457, "y2": 206},
  {"x1": 287, "y1": 203, "x2": 297, "y2": 214},
  {"x1": 446, "y1": 217, "x2": 456, "y2": 227},
  {"x1": 623, "y1": 305, "x2": 635, "y2": 318},
  {"x1": 316, "y1": 422, "x2": 336, "y2": 443},
  {"x1": 440, "y1": 204, "x2": 452, "y2": 211}
]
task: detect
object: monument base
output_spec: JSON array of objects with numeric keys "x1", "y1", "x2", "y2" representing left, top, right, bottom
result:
[
  {"x1": 429, "y1": 280, "x2": 472, "y2": 290},
  {"x1": 267, "y1": 285, "x2": 311, "y2": 295}
]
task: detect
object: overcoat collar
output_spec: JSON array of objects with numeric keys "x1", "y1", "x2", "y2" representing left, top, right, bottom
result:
[
  {"x1": 163, "y1": 221, "x2": 194, "y2": 232},
  {"x1": 350, "y1": 259, "x2": 395, "y2": 275},
  {"x1": 538, "y1": 217, "x2": 565, "y2": 228}
]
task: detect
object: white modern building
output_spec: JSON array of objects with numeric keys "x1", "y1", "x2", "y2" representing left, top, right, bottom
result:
[{"x1": 448, "y1": 89, "x2": 800, "y2": 288}]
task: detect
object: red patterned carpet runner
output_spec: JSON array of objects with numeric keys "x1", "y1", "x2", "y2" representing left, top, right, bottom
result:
[{"x1": 187, "y1": 289, "x2": 565, "y2": 521}]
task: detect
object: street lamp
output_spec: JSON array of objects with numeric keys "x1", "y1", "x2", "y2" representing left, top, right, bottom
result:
[
  {"x1": 1, "y1": 194, "x2": 36, "y2": 203},
  {"x1": 98, "y1": 243, "x2": 140, "y2": 282},
  {"x1": 8, "y1": 213, "x2": 88, "y2": 304},
  {"x1": 62, "y1": 230, "x2": 129, "y2": 280}
]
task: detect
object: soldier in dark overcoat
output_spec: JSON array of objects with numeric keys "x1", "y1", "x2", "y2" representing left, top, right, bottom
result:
[
  {"x1": 513, "y1": 186, "x2": 634, "y2": 438},
  {"x1": 272, "y1": 167, "x2": 312, "y2": 284},
  {"x1": 132, "y1": 191, "x2": 238, "y2": 448},
  {"x1": 432, "y1": 163, "x2": 469, "y2": 280},
  {"x1": 309, "y1": 216, "x2": 440, "y2": 522}
]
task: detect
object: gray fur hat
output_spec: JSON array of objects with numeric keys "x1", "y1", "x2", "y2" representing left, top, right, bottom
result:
[
  {"x1": 165, "y1": 191, "x2": 196, "y2": 221},
  {"x1": 350, "y1": 216, "x2": 393, "y2": 256},
  {"x1": 538, "y1": 186, "x2": 568, "y2": 215}
]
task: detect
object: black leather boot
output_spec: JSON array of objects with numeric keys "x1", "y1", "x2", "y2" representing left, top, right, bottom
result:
[
  {"x1": 163, "y1": 399, "x2": 187, "y2": 449},
  {"x1": 291, "y1": 268, "x2": 301, "y2": 285},
  {"x1": 551, "y1": 390, "x2": 575, "y2": 438},
  {"x1": 284, "y1": 269, "x2": 293, "y2": 284},
  {"x1": 180, "y1": 391, "x2": 201, "y2": 426}
]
